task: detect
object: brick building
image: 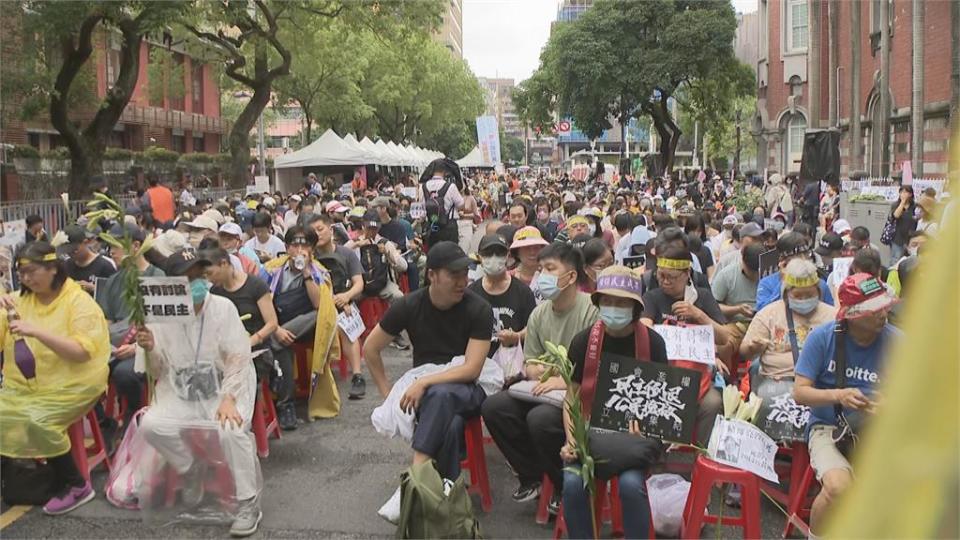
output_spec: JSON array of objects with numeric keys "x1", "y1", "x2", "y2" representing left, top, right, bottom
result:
[
  {"x1": 751, "y1": 0, "x2": 958, "y2": 178},
  {"x1": 1, "y1": 28, "x2": 227, "y2": 155}
]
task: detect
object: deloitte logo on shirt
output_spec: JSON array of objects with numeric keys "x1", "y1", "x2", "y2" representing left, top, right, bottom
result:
[{"x1": 826, "y1": 360, "x2": 879, "y2": 384}]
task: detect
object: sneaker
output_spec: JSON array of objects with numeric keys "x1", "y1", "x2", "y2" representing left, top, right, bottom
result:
[
  {"x1": 181, "y1": 462, "x2": 207, "y2": 507},
  {"x1": 230, "y1": 496, "x2": 263, "y2": 537},
  {"x1": 511, "y1": 481, "x2": 541, "y2": 503},
  {"x1": 278, "y1": 402, "x2": 298, "y2": 431},
  {"x1": 42, "y1": 481, "x2": 95, "y2": 515},
  {"x1": 547, "y1": 490, "x2": 561, "y2": 516},
  {"x1": 390, "y1": 340, "x2": 411, "y2": 351},
  {"x1": 349, "y1": 374, "x2": 366, "y2": 400},
  {"x1": 377, "y1": 486, "x2": 402, "y2": 524}
]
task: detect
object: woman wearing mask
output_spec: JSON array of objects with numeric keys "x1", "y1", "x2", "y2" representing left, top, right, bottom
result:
[
  {"x1": 509, "y1": 226, "x2": 549, "y2": 291},
  {"x1": 581, "y1": 238, "x2": 614, "y2": 293},
  {"x1": 0, "y1": 242, "x2": 110, "y2": 515},
  {"x1": 740, "y1": 259, "x2": 836, "y2": 441},
  {"x1": 562, "y1": 266, "x2": 669, "y2": 539},
  {"x1": 134, "y1": 248, "x2": 263, "y2": 537}
]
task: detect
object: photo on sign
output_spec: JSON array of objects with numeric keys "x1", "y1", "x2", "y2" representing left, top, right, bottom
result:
[{"x1": 590, "y1": 353, "x2": 701, "y2": 444}]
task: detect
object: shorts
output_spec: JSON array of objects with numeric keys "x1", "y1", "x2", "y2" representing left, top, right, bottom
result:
[{"x1": 808, "y1": 424, "x2": 852, "y2": 481}]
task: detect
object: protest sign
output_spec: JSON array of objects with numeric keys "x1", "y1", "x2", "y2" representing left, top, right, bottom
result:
[
  {"x1": 759, "y1": 249, "x2": 779, "y2": 278},
  {"x1": 339, "y1": 184, "x2": 353, "y2": 197},
  {"x1": 764, "y1": 218, "x2": 784, "y2": 233},
  {"x1": 653, "y1": 325, "x2": 716, "y2": 366},
  {"x1": 707, "y1": 416, "x2": 779, "y2": 483},
  {"x1": 753, "y1": 377, "x2": 810, "y2": 442},
  {"x1": 336, "y1": 305, "x2": 366, "y2": 343},
  {"x1": 622, "y1": 255, "x2": 645, "y2": 270},
  {"x1": 0, "y1": 219, "x2": 26, "y2": 247},
  {"x1": 409, "y1": 202, "x2": 426, "y2": 220},
  {"x1": 140, "y1": 276, "x2": 195, "y2": 323},
  {"x1": 913, "y1": 178, "x2": 947, "y2": 199},
  {"x1": 401, "y1": 187, "x2": 418, "y2": 200},
  {"x1": 590, "y1": 353, "x2": 701, "y2": 444}
]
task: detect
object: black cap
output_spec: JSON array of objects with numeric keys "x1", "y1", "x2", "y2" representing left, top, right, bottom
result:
[
  {"x1": 777, "y1": 232, "x2": 811, "y2": 260},
  {"x1": 426, "y1": 241, "x2": 472, "y2": 271},
  {"x1": 108, "y1": 223, "x2": 146, "y2": 243},
  {"x1": 815, "y1": 233, "x2": 844, "y2": 255},
  {"x1": 165, "y1": 248, "x2": 212, "y2": 276},
  {"x1": 478, "y1": 234, "x2": 509, "y2": 254},
  {"x1": 363, "y1": 209, "x2": 381, "y2": 228},
  {"x1": 56, "y1": 224, "x2": 97, "y2": 257}
]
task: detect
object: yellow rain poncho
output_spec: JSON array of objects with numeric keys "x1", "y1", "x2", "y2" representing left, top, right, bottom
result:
[
  {"x1": 263, "y1": 255, "x2": 341, "y2": 419},
  {"x1": 0, "y1": 278, "x2": 110, "y2": 458}
]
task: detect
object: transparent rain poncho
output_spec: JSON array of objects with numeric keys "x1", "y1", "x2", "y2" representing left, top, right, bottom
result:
[{"x1": 111, "y1": 293, "x2": 262, "y2": 525}]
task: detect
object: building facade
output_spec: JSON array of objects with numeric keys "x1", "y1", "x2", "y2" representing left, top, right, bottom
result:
[
  {"x1": 435, "y1": 0, "x2": 464, "y2": 58},
  {"x1": 1, "y1": 27, "x2": 227, "y2": 156},
  {"x1": 752, "y1": 0, "x2": 958, "y2": 178},
  {"x1": 477, "y1": 77, "x2": 524, "y2": 140}
]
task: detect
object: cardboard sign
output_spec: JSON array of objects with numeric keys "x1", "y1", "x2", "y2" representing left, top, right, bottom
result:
[
  {"x1": 336, "y1": 304, "x2": 366, "y2": 343},
  {"x1": 409, "y1": 202, "x2": 426, "y2": 220},
  {"x1": 0, "y1": 219, "x2": 26, "y2": 247},
  {"x1": 759, "y1": 249, "x2": 779, "y2": 278},
  {"x1": 753, "y1": 377, "x2": 810, "y2": 442},
  {"x1": 622, "y1": 255, "x2": 645, "y2": 270},
  {"x1": 653, "y1": 325, "x2": 716, "y2": 366},
  {"x1": 590, "y1": 353, "x2": 701, "y2": 444},
  {"x1": 764, "y1": 218, "x2": 784, "y2": 232},
  {"x1": 139, "y1": 276, "x2": 195, "y2": 323},
  {"x1": 254, "y1": 175, "x2": 270, "y2": 193},
  {"x1": 708, "y1": 416, "x2": 779, "y2": 483},
  {"x1": 339, "y1": 184, "x2": 353, "y2": 197},
  {"x1": 401, "y1": 187, "x2": 418, "y2": 200}
]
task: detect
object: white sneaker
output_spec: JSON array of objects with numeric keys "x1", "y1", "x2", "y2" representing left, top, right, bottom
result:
[{"x1": 377, "y1": 486, "x2": 402, "y2": 524}]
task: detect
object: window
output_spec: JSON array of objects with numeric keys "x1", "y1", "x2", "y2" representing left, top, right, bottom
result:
[
  {"x1": 193, "y1": 135, "x2": 205, "y2": 153},
  {"x1": 27, "y1": 132, "x2": 41, "y2": 149},
  {"x1": 786, "y1": 0, "x2": 808, "y2": 52},
  {"x1": 171, "y1": 129, "x2": 186, "y2": 153},
  {"x1": 192, "y1": 63, "x2": 204, "y2": 114},
  {"x1": 106, "y1": 34, "x2": 121, "y2": 87},
  {"x1": 783, "y1": 113, "x2": 806, "y2": 172}
]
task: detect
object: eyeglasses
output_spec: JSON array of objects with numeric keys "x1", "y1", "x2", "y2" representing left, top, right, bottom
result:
[{"x1": 656, "y1": 270, "x2": 686, "y2": 284}]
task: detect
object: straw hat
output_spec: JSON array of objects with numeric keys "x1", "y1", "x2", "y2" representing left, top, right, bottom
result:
[{"x1": 591, "y1": 265, "x2": 644, "y2": 306}]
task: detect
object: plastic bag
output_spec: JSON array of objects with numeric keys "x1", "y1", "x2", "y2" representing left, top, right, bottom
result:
[
  {"x1": 491, "y1": 342, "x2": 525, "y2": 379},
  {"x1": 646, "y1": 473, "x2": 691, "y2": 537},
  {"x1": 134, "y1": 413, "x2": 262, "y2": 526},
  {"x1": 106, "y1": 408, "x2": 155, "y2": 509}
]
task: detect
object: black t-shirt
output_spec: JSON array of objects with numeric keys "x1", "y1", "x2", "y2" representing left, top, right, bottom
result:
[
  {"x1": 379, "y1": 220, "x2": 407, "y2": 250},
  {"x1": 66, "y1": 255, "x2": 117, "y2": 289},
  {"x1": 569, "y1": 325, "x2": 669, "y2": 384},
  {"x1": 695, "y1": 245, "x2": 714, "y2": 271},
  {"x1": 467, "y1": 276, "x2": 537, "y2": 356},
  {"x1": 890, "y1": 201, "x2": 918, "y2": 245},
  {"x1": 211, "y1": 275, "x2": 271, "y2": 337},
  {"x1": 641, "y1": 286, "x2": 727, "y2": 325},
  {"x1": 380, "y1": 287, "x2": 493, "y2": 367}
]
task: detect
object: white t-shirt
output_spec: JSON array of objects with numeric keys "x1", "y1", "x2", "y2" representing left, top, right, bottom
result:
[
  {"x1": 244, "y1": 235, "x2": 286, "y2": 259},
  {"x1": 423, "y1": 178, "x2": 464, "y2": 220}
]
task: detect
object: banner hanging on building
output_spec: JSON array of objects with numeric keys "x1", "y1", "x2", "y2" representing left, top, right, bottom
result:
[{"x1": 475, "y1": 115, "x2": 501, "y2": 165}]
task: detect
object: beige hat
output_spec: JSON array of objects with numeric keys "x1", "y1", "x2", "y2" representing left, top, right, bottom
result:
[
  {"x1": 152, "y1": 229, "x2": 186, "y2": 257},
  {"x1": 185, "y1": 215, "x2": 219, "y2": 233},
  {"x1": 591, "y1": 265, "x2": 644, "y2": 306}
]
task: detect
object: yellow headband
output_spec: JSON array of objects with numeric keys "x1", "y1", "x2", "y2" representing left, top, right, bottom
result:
[
  {"x1": 657, "y1": 257, "x2": 692, "y2": 270},
  {"x1": 784, "y1": 273, "x2": 819, "y2": 289},
  {"x1": 18, "y1": 253, "x2": 58, "y2": 266}
]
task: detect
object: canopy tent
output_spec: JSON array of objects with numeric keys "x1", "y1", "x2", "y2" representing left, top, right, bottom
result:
[
  {"x1": 374, "y1": 140, "x2": 403, "y2": 167},
  {"x1": 342, "y1": 133, "x2": 373, "y2": 162},
  {"x1": 274, "y1": 129, "x2": 368, "y2": 168},
  {"x1": 456, "y1": 146, "x2": 494, "y2": 169},
  {"x1": 358, "y1": 137, "x2": 384, "y2": 165}
]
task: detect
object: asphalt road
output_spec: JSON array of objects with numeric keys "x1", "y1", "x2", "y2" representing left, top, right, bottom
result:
[{"x1": 1, "y1": 346, "x2": 795, "y2": 539}]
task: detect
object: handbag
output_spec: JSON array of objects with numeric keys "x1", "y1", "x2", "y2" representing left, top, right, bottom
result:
[
  {"x1": 880, "y1": 214, "x2": 896, "y2": 246},
  {"x1": 754, "y1": 304, "x2": 812, "y2": 442},
  {"x1": 580, "y1": 321, "x2": 663, "y2": 477},
  {"x1": 506, "y1": 379, "x2": 565, "y2": 408}
]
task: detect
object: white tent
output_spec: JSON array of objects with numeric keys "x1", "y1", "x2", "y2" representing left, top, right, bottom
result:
[
  {"x1": 456, "y1": 146, "x2": 493, "y2": 168},
  {"x1": 342, "y1": 133, "x2": 374, "y2": 163},
  {"x1": 374, "y1": 140, "x2": 403, "y2": 167},
  {"x1": 385, "y1": 141, "x2": 408, "y2": 166},
  {"x1": 274, "y1": 129, "x2": 366, "y2": 168},
  {"x1": 358, "y1": 137, "x2": 385, "y2": 165}
]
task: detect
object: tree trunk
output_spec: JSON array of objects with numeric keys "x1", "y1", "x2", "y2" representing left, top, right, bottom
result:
[
  {"x1": 647, "y1": 96, "x2": 681, "y2": 175},
  {"x1": 228, "y1": 86, "x2": 270, "y2": 187},
  {"x1": 68, "y1": 144, "x2": 103, "y2": 197}
]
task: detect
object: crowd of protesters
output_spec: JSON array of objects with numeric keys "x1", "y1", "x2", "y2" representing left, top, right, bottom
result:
[{"x1": 0, "y1": 159, "x2": 948, "y2": 539}]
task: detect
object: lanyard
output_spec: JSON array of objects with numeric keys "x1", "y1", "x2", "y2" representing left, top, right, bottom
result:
[{"x1": 183, "y1": 312, "x2": 207, "y2": 365}]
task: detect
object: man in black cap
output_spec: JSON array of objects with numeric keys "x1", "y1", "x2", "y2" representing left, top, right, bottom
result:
[
  {"x1": 59, "y1": 224, "x2": 117, "y2": 295},
  {"x1": 352, "y1": 209, "x2": 408, "y2": 307},
  {"x1": 814, "y1": 232, "x2": 844, "y2": 275},
  {"x1": 364, "y1": 241, "x2": 493, "y2": 498}
]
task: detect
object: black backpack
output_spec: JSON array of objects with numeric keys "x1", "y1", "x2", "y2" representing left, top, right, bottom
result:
[
  {"x1": 423, "y1": 180, "x2": 455, "y2": 229},
  {"x1": 316, "y1": 251, "x2": 351, "y2": 295},
  {"x1": 359, "y1": 243, "x2": 390, "y2": 296}
]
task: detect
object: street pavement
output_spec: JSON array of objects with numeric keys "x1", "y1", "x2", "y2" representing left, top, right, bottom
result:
[{"x1": 2, "y1": 346, "x2": 794, "y2": 539}]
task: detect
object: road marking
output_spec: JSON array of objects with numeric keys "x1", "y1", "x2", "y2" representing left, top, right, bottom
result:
[{"x1": 0, "y1": 505, "x2": 32, "y2": 530}]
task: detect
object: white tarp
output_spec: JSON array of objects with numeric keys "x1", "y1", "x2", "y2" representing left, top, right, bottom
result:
[
  {"x1": 456, "y1": 146, "x2": 494, "y2": 168},
  {"x1": 374, "y1": 140, "x2": 403, "y2": 167},
  {"x1": 385, "y1": 141, "x2": 411, "y2": 167},
  {"x1": 274, "y1": 129, "x2": 367, "y2": 168}
]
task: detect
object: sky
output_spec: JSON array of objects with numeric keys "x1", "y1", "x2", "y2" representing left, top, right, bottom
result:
[{"x1": 463, "y1": 0, "x2": 758, "y2": 83}]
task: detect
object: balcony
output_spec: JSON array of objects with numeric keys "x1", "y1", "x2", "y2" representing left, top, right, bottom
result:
[{"x1": 120, "y1": 104, "x2": 230, "y2": 135}]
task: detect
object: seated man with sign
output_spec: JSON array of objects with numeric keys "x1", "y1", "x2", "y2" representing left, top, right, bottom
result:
[
  {"x1": 740, "y1": 259, "x2": 836, "y2": 442},
  {"x1": 639, "y1": 245, "x2": 729, "y2": 445},
  {"x1": 562, "y1": 266, "x2": 671, "y2": 539},
  {"x1": 792, "y1": 273, "x2": 898, "y2": 538}
]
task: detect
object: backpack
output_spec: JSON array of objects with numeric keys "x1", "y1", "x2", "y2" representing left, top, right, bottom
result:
[
  {"x1": 360, "y1": 243, "x2": 390, "y2": 296},
  {"x1": 423, "y1": 180, "x2": 455, "y2": 229},
  {"x1": 396, "y1": 460, "x2": 482, "y2": 539},
  {"x1": 316, "y1": 250, "x2": 352, "y2": 295}
]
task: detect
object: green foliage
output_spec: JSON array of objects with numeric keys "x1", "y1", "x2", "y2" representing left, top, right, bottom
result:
[
  {"x1": 10, "y1": 145, "x2": 40, "y2": 159},
  {"x1": 179, "y1": 152, "x2": 214, "y2": 164},
  {"x1": 424, "y1": 121, "x2": 477, "y2": 160},
  {"x1": 146, "y1": 47, "x2": 186, "y2": 105},
  {"x1": 41, "y1": 147, "x2": 71, "y2": 160},
  {"x1": 501, "y1": 135, "x2": 526, "y2": 165},
  {"x1": 103, "y1": 147, "x2": 134, "y2": 161},
  {"x1": 142, "y1": 146, "x2": 180, "y2": 163},
  {"x1": 726, "y1": 179, "x2": 765, "y2": 213}
]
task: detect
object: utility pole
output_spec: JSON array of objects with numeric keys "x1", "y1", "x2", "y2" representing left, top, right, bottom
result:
[
  {"x1": 879, "y1": 0, "x2": 891, "y2": 176},
  {"x1": 911, "y1": 0, "x2": 924, "y2": 178}
]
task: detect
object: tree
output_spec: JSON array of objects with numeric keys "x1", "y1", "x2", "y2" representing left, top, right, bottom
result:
[
  {"x1": 500, "y1": 131, "x2": 525, "y2": 165},
  {"x1": 3, "y1": 1, "x2": 188, "y2": 196},
  {"x1": 516, "y1": 0, "x2": 738, "y2": 174}
]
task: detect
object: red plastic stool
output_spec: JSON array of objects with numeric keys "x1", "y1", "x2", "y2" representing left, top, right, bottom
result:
[
  {"x1": 553, "y1": 478, "x2": 655, "y2": 539},
  {"x1": 538, "y1": 475, "x2": 615, "y2": 528},
  {"x1": 398, "y1": 273, "x2": 410, "y2": 294},
  {"x1": 459, "y1": 416, "x2": 493, "y2": 512},
  {"x1": 292, "y1": 343, "x2": 313, "y2": 399},
  {"x1": 536, "y1": 474, "x2": 555, "y2": 525},
  {"x1": 782, "y1": 462, "x2": 817, "y2": 538},
  {"x1": 251, "y1": 380, "x2": 281, "y2": 458},
  {"x1": 761, "y1": 442, "x2": 811, "y2": 508},
  {"x1": 161, "y1": 429, "x2": 237, "y2": 508},
  {"x1": 104, "y1": 382, "x2": 149, "y2": 424},
  {"x1": 67, "y1": 409, "x2": 112, "y2": 482},
  {"x1": 681, "y1": 454, "x2": 762, "y2": 539},
  {"x1": 358, "y1": 297, "x2": 389, "y2": 340}
]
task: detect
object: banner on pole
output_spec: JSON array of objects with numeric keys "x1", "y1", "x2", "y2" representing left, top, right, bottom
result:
[{"x1": 475, "y1": 116, "x2": 501, "y2": 166}]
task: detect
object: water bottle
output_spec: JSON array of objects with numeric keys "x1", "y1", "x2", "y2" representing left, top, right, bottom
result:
[{"x1": 293, "y1": 255, "x2": 306, "y2": 271}]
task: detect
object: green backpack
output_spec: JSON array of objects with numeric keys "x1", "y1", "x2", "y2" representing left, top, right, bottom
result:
[{"x1": 396, "y1": 460, "x2": 482, "y2": 539}]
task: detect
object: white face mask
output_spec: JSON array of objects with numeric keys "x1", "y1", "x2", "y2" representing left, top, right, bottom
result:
[
  {"x1": 907, "y1": 246, "x2": 918, "y2": 257},
  {"x1": 481, "y1": 255, "x2": 507, "y2": 276}
]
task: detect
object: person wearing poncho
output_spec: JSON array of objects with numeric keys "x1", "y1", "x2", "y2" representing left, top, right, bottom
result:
[{"x1": 0, "y1": 242, "x2": 110, "y2": 515}]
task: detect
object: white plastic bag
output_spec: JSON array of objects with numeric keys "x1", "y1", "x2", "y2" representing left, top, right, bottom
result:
[
  {"x1": 646, "y1": 473, "x2": 691, "y2": 537},
  {"x1": 491, "y1": 341, "x2": 525, "y2": 378}
]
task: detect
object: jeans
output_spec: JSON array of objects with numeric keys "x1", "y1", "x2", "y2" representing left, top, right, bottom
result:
[
  {"x1": 110, "y1": 357, "x2": 145, "y2": 428},
  {"x1": 269, "y1": 310, "x2": 317, "y2": 404},
  {"x1": 480, "y1": 392, "x2": 565, "y2": 486},
  {"x1": 890, "y1": 242, "x2": 906, "y2": 266},
  {"x1": 412, "y1": 383, "x2": 486, "y2": 480},
  {"x1": 562, "y1": 468, "x2": 651, "y2": 539}
]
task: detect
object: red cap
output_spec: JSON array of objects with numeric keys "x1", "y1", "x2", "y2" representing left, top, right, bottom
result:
[{"x1": 836, "y1": 273, "x2": 898, "y2": 320}]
